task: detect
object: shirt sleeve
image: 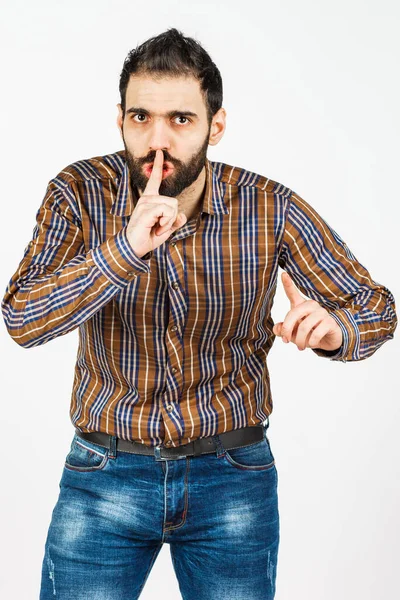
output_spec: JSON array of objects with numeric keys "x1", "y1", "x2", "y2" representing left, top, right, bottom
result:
[
  {"x1": 277, "y1": 189, "x2": 398, "y2": 362},
  {"x1": 1, "y1": 178, "x2": 152, "y2": 348}
]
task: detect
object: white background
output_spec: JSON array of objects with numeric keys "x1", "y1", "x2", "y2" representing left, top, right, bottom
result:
[{"x1": 0, "y1": 1, "x2": 399, "y2": 598}]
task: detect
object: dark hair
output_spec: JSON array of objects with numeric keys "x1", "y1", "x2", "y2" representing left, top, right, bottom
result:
[{"x1": 119, "y1": 28, "x2": 223, "y2": 126}]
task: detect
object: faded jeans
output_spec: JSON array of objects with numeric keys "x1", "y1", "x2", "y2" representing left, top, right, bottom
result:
[{"x1": 40, "y1": 421, "x2": 280, "y2": 599}]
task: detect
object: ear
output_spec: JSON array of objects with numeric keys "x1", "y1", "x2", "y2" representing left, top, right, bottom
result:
[
  {"x1": 116, "y1": 103, "x2": 124, "y2": 139},
  {"x1": 208, "y1": 107, "x2": 227, "y2": 147}
]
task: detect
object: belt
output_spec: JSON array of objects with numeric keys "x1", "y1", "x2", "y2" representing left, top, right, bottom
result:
[{"x1": 75, "y1": 423, "x2": 266, "y2": 460}]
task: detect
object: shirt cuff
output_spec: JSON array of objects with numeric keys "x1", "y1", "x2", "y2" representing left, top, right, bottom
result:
[
  {"x1": 311, "y1": 308, "x2": 360, "y2": 362},
  {"x1": 87, "y1": 225, "x2": 152, "y2": 287}
]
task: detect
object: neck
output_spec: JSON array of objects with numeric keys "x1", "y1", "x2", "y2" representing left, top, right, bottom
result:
[{"x1": 178, "y1": 166, "x2": 206, "y2": 221}]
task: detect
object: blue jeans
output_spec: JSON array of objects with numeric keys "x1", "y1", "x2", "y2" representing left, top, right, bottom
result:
[{"x1": 40, "y1": 421, "x2": 280, "y2": 599}]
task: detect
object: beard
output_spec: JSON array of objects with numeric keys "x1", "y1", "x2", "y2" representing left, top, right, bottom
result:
[{"x1": 122, "y1": 128, "x2": 210, "y2": 199}]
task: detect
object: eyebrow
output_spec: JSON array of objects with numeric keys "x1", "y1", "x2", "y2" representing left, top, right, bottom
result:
[{"x1": 126, "y1": 107, "x2": 199, "y2": 119}]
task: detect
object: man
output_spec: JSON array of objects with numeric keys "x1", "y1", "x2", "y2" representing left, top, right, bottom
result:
[{"x1": 2, "y1": 27, "x2": 397, "y2": 600}]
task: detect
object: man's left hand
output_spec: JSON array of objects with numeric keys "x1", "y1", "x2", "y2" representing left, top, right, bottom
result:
[{"x1": 272, "y1": 272, "x2": 343, "y2": 352}]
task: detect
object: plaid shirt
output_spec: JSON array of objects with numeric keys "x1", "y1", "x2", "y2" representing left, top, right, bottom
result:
[{"x1": 2, "y1": 150, "x2": 397, "y2": 446}]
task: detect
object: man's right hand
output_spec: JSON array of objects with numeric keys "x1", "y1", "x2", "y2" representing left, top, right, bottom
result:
[{"x1": 126, "y1": 149, "x2": 187, "y2": 258}]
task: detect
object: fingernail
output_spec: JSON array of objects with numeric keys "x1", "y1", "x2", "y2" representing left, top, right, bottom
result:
[{"x1": 282, "y1": 336, "x2": 288, "y2": 343}]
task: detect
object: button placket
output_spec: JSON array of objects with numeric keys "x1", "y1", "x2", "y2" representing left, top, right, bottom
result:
[{"x1": 163, "y1": 239, "x2": 187, "y2": 446}]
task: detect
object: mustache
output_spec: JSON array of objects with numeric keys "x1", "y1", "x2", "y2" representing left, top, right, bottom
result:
[{"x1": 138, "y1": 152, "x2": 180, "y2": 167}]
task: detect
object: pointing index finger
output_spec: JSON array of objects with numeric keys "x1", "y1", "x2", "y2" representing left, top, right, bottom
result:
[
  {"x1": 143, "y1": 149, "x2": 163, "y2": 196},
  {"x1": 282, "y1": 272, "x2": 304, "y2": 308}
]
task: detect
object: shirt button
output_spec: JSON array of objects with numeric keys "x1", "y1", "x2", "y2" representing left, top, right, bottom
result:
[
  {"x1": 127, "y1": 272, "x2": 137, "y2": 277},
  {"x1": 165, "y1": 440, "x2": 172, "y2": 447},
  {"x1": 166, "y1": 404, "x2": 173, "y2": 412},
  {"x1": 170, "y1": 325, "x2": 178, "y2": 332},
  {"x1": 170, "y1": 241, "x2": 176, "y2": 246},
  {"x1": 172, "y1": 282, "x2": 180, "y2": 290},
  {"x1": 171, "y1": 367, "x2": 178, "y2": 374}
]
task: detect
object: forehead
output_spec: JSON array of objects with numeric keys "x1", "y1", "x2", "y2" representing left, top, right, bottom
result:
[{"x1": 125, "y1": 74, "x2": 206, "y2": 116}]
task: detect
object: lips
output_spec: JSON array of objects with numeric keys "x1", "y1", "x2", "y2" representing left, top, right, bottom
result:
[{"x1": 144, "y1": 160, "x2": 175, "y2": 179}]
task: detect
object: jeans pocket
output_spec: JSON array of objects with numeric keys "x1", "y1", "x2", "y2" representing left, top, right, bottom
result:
[
  {"x1": 223, "y1": 437, "x2": 275, "y2": 471},
  {"x1": 64, "y1": 434, "x2": 110, "y2": 472}
]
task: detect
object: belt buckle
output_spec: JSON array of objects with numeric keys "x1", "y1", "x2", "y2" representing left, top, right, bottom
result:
[
  {"x1": 153, "y1": 444, "x2": 185, "y2": 461},
  {"x1": 154, "y1": 440, "x2": 197, "y2": 461},
  {"x1": 154, "y1": 446, "x2": 168, "y2": 461}
]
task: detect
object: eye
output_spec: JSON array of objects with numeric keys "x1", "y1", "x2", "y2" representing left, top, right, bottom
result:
[
  {"x1": 132, "y1": 113, "x2": 148, "y2": 123},
  {"x1": 174, "y1": 116, "x2": 190, "y2": 125}
]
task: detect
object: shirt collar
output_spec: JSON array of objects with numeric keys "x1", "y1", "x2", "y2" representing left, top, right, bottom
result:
[{"x1": 110, "y1": 152, "x2": 229, "y2": 217}]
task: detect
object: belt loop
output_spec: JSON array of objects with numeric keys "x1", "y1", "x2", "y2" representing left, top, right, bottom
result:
[
  {"x1": 109, "y1": 435, "x2": 117, "y2": 459},
  {"x1": 212, "y1": 434, "x2": 226, "y2": 458}
]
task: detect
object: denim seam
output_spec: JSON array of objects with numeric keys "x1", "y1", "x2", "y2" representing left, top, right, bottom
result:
[
  {"x1": 224, "y1": 454, "x2": 276, "y2": 471},
  {"x1": 64, "y1": 445, "x2": 109, "y2": 472},
  {"x1": 163, "y1": 457, "x2": 191, "y2": 532}
]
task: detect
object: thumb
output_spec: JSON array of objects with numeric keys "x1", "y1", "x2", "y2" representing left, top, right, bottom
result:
[{"x1": 174, "y1": 212, "x2": 188, "y2": 228}]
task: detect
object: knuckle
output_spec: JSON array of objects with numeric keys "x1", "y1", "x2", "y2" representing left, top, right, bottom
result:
[
  {"x1": 159, "y1": 204, "x2": 174, "y2": 215},
  {"x1": 298, "y1": 320, "x2": 308, "y2": 335}
]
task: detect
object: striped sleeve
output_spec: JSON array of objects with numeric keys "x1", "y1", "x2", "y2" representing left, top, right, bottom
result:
[
  {"x1": 1, "y1": 179, "x2": 152, "y2": 348},
  {"x1": 278, "y1": 190, "x2": 398, "y2": 362}
]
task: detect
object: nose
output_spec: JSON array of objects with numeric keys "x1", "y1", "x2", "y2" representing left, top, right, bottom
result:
[{"x1": 148, "y1": 118, "x2": 172, "y2": 154}]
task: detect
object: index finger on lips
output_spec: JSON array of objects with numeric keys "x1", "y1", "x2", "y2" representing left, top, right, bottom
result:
[{"x1": 143, "y1": 149, "x2": 163, "y2": 196}]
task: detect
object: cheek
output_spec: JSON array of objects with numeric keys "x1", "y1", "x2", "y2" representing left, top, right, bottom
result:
[
  {"x1": 123, "y1": 122, "x2": 143, "y2": 143},
  {"x1": 123, "y1": 135, "x2": 145, "y2": 160},
  {"x1": 175, "y1": 140, "x2": 203, "y2": 164}
]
